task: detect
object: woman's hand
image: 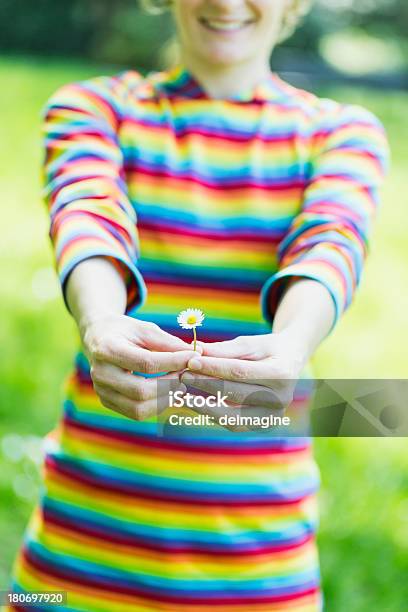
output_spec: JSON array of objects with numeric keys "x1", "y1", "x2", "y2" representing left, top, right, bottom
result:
[
  {"x1": 81, "y1": 314, "x2": 198, "y2": 421},
  {"x1": 179, "y1": 279, "x2": 336, "y2": 431},
  {"x1": 180, "y1": 331, "x2": 309, "y2": 428}
]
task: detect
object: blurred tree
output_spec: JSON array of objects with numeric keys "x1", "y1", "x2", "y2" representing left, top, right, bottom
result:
[
  {"x1": 0, "y1": 0, "x2": 406, "y2": 73},
  {"x1": 0, "y1": 0, "x2": 172, "y2": 69}
]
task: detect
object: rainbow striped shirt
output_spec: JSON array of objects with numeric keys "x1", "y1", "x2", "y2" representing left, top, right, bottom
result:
[
  {"x1": 44, "y1": 64, "x2": 388, "y2": 339},
  {"x1": 8, "y1": 64, "x2": 388, "y2": 611}
]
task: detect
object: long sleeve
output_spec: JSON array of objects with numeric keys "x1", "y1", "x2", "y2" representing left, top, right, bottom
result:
[
  {"x1": 42, "y1": 73, "x2": 147, "y2": 313},
  {"x1": 261, "y1": 101, "x2": 389, "y2": 335}
]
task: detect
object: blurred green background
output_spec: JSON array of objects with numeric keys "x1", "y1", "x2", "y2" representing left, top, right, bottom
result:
[{"x1": 0, "y1": 0, "x2": 408, "y2": 610}]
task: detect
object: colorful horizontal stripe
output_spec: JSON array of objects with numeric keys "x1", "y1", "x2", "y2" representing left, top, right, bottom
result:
[{"x1": 7, "y1": 63, "x2": 388, "y2": 610}]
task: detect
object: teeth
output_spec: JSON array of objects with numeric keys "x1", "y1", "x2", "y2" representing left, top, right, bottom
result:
[{"x1": 204, "y1": 20, "x2": 248, "y2": 31}]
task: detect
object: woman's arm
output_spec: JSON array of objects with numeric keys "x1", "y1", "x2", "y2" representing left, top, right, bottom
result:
[
  {"x1": 43, "y1": 76, "x2": 198, "y2": 420},
  {"x1": 42, "y1": 75, "x2": 147, "y2": 316},
  {"x1": 261, "y1": 102, "x2": 389, "y2": 337},
  {"x1": 182, "y1": 105, "x2": 389, "y2": 419},
  {"x1": 180, "y1": 283, "x2": 334, "y2": 427},
  {"x1": 65, "y1": 257, "x2": 127, "y2": 337},
  {"x1": 65, "y1": 256, "x2": 196, "y2": 420},
  {"x1": 270, "y1": 277, "x2": 336, "y2": 363}
]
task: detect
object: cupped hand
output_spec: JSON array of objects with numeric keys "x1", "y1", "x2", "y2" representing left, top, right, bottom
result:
[
  {"x1": 180, "y1": 332, "x2": 308, "y2": 429},
  {"x1": 81, "y1": 314, "x2": 199, "y2": 420}
]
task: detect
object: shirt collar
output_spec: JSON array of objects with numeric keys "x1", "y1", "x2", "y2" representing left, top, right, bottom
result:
[{"x1": 146, "y1": 63, "x2": 288, "y2": 103}]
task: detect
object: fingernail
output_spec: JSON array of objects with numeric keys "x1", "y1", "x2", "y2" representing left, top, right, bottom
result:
[
  {"x1": 181, "y1": 372, "x2": 194, "y2": 382},
  {"x1": 179, "y1": 384, "x2": 187, "y2": 394},
  {"x1": 188, "y1": 358, "x2": 202, "y2": 371}
]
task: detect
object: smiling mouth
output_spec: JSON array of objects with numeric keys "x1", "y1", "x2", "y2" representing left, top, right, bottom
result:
[{"x1": 199, "y1": 17, "x2": 255, "y2": 33}]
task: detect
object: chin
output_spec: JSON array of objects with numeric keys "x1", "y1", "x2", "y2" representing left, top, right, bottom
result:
[{"x1": 199, "y1": 47, "x2": 249, "y2": 67}]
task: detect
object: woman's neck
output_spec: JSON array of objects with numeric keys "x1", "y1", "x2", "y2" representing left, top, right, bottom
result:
[{"x1": 178, "y1": 55, "x2": 271, "y2": 100}]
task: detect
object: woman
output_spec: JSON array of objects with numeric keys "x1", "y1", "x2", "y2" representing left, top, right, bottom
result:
[{"x1": 7, "y1": 0, "x2": 388, "y2": 610}]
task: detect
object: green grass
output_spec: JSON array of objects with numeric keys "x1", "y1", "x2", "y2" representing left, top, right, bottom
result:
[{"x1": 0, "y1": 55, "x2": 407, "y2": 609}]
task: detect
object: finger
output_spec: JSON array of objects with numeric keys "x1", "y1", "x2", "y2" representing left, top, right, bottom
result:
[
  {"x1": 97, "y1": 338, "x2": 197, "y2": 374},
  {"x1": 140, "y1": 322, "x2": 197, "y2": 353},
  {"x1": 199, "y1": 337, "x2": 254, "y2": 359},
  {"x1": 180, "y1": 372, "x2": 284, "y2": 409},
  {"x1": 95, "y1": 384, "x2": 186, "y2": 421},
  {"x1": 92, "y1": 363, "x2": 183, "y2": 401},
  {"x1": 187, "y1": 355, "x2": 282, "y2": 383}
]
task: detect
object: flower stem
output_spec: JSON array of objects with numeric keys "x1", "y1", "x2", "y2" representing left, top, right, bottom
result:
[{"x1": 193, "y1": 327, "x2": 197, "y2": 352}]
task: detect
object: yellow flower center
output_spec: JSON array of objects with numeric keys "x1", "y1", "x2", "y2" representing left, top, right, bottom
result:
[{"x1": 187, "y1": 315, "x2": 197, "y2": 325}]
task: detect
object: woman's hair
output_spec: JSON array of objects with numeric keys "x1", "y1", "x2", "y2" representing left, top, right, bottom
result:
[{"x1": 140, "y1": 0, "x2": 312, "y2": 42}]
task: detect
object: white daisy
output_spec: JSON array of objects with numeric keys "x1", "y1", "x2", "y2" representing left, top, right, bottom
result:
[{"x1": 177, "y1": 308, "x2": 205, "y2": 330}]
